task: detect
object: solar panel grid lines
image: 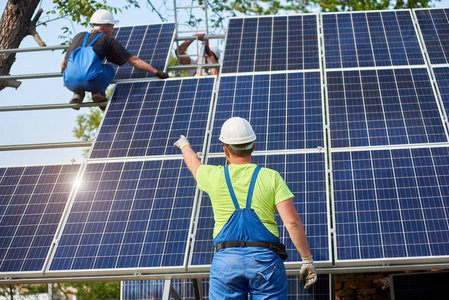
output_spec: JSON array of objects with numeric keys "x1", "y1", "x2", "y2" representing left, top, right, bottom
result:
[
  {"x1": 326, "y1": 67, "x2": 448, "y2": 148},
  {"x1": 209, "y1": 71, "x2": 325, "y2": 153},
  {"x1": 414, "y1": 8, "x2": 449, "y2": 65},
  {"x1": 331, "y1": 146, "x2": 449, "y2": 264},
  {"x1": 89, "y1": 77, "x2": 215, "y2": 159},
  {"x1": 189, "y1": 152, "x2": 330, "y2": 269},
  {"x1": 0, "y1": 163, "x2": 81, "y2": 274},
  {"x1": 109, "y1": 23, "x2": 175, "y2": 81},
  {"x1": 321, "y1": 10, "x2": 426, "y2": 70},
  {"x1": 48, "y1": 158, "x2": 198, "y2": 273},
  {"x1": 221, "y1": 14, "x2": 320, "y2": 74},
  {"x1": 433, "y1": 66, "x2": 449, "y2": 123}
]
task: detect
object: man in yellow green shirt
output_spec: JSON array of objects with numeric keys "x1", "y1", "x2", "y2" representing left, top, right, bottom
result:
[{"x1": 174, "y1": 117, "x2": 317, "y2": 299}]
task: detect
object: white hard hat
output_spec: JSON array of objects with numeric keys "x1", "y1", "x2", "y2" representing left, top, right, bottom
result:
[
  {"x1": 209, "y1": 45, "x2": 221, "y2": 60},
  {"x1": 219, "y1": 117, "x2": 256, "y2": 147},
  {"x1": 90, "y1": 9, "x2": 115, "y2": 25}
]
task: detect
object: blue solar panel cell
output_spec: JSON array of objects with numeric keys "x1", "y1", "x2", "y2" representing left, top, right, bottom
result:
[
  {"x1": 332, "y1": 147, "x2": 449, "y2": 262},
  {"x1": 110, "y1": 23, "x2": 174, "y2": 80},
  {"x1": 209, "y1": 72, "x2": 323, "y2": 153},
  {"x1": 90, "y1": 77, "x2": 214, "y2": 159},
  {"x1": 415, "y1": 9, "x2": 449, "y2": 65},
  {"x1": 0, "y1": 164, "x2": 80, "y2": 273},
  {"x1": 433, "y1": 67, "x2": 449, "y2": 120},
  {"x1": 49, "y1": 159, "x2": 196, "y2": 271},
  {"x1": 222, "y1": 15, "x2": 319, "y2": 73},
  {"x1": 322, "y1": 11, "x2": 424, "y2": 69},
  {"x1": 190, "y1": 153, "x2": 329, "y2": 267},
  {"x1": 327, "y1": 68, "x2": 447, "y2": 148}
]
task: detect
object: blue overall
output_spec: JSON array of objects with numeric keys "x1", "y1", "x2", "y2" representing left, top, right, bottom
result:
[
  {"x1": 209, "y1": 166, "x2": 287, "y2": 300},
  {"x1": 63, "y1": 33, "x2": 115, "y2": 95}
]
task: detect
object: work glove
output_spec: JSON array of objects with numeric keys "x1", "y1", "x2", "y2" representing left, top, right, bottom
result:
[
  {"x1": 299, "y1": 256, "x2": 317, "y2": 290},
  {"x1": 155, "y1": 70, "x2": 169, "y2": 79},
  {"x1": 174, "y1": 135, "x2": 190, "y2": 150},
  {"x1": 195, "y1": 33, "x2": 205, "y2": 41}
]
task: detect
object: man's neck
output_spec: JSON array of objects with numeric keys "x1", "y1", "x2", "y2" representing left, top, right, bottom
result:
[{"x1": 227, "y1": 156, "x2": 251, "y2": 165}]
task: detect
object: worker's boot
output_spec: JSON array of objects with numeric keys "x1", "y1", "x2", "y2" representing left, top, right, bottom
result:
[
  {"x1": 69, "y1": 92, "x2": 85, "y2": 110},
  {"x1": 92, "y1": 91, "x2": 108, "y2": 111}
]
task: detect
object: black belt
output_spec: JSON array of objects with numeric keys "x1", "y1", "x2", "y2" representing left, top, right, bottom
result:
[{"x1": 215, "y1": 241, "x2": 288, "y2": 261}]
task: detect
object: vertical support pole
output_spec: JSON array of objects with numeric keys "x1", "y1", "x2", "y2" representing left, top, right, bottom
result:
[
  {"x1": 162, "y1": 279, "x2": 172, "y2": 300},
  {"x1": 48, "y1": 283, "x2": 54, "y2": 300},
  {"x1": 193, "y1": 278, "x2": 203, "y2": 300}
]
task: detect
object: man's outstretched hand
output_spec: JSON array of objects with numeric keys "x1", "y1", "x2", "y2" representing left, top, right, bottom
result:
[
  {"x1": 174, "y1": 135, "x2": 190, "y2": 150},
  {"x1": 155, "y1": 70, "x2": 169, "y2": 79},
  {"x1": 299, "y1": 256, "x2": 317, "y2": 290}
]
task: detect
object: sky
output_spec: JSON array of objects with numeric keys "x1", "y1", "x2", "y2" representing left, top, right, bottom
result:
[{"x1": 0, "y1": 0, "x2": 447, "y2": 167}]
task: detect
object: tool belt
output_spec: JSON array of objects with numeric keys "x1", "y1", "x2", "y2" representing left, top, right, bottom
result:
[{"x1": 215, "y1": 241, "x2": 288, "y2": 261}]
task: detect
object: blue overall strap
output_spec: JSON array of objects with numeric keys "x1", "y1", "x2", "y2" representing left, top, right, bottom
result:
[
  {"x1": 246, "y1": 166, "x2": 261, "y2": 208},
  {"x1": 87, "y1": 33, "x2": 103, "y2": 47},
  {"x1": 224, "y1": 166, "x2": 240, "y2": 209},
  {"x1": 224, "y1": 166, "x2": 262, "y2": 210},
  {"x1": 81, "y1": 32, "x2": 89, "y2": 47},
  {"x1": 81, "y1": 32, "x2": 103, "y2": 47}
]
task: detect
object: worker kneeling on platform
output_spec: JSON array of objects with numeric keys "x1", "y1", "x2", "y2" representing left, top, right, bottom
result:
[
  {"x1": 61, "y1": 9, "x2": 169, "y2": 110},
  {"x1": 174, "y1": 117, "x2": 317, "y2": 298}
]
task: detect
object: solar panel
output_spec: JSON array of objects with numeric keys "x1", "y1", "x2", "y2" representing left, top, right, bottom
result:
[
  {"x1": 0, "y1": 164, "x2": 81, "y2": 273},
  {"x1": 109, "y1": 23, "x2": 175, "y2": 80},
  {"x1": 122, "y1": 275, "x2": 331, "y2": 299},
  {"x1": 222, "y1": 15, "x2": 320, "y2": 74},
  {"x1": 415, "y1": 8, "x2": 449, "y2": 65},
  {"x1": 209, "y1": 72, "x2": 324, "y2": 153},
  {"x1": 90, "y1": 77, "x2": 215, "y2": 159},
  {"x1": 322, "y1": 10, "x2": 425, "y2": 69},
  {"x1": 190, "y1": 153, "x2": 330, "y2": 267},
  {"x1": 433, "y1": 66, "x2": 449, "y2": 121},
  {"x1": 48, "y1": 159, "x2": 196, "y2": 272},
  {"x1": 327, "y1": 68, "x2": 447, "y2": 148},
  {"x1": 332, "y1": 147, "x2": 449, "y2": 263}
]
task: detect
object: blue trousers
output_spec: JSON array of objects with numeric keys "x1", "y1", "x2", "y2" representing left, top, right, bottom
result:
[
  {"x1": 209, "y1": 247, "x2": 287, "y2": 300},
  {"x1": 63, "y1": 64, "x2": 114, "y2": 95}
]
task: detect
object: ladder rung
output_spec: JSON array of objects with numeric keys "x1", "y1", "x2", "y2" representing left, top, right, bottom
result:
[
  {"x1": 176, "y1": 5, "x2": 206, "y2": 9},
  {"x1": 177, "y1": 30, "x2": 207, "y2": 34}
]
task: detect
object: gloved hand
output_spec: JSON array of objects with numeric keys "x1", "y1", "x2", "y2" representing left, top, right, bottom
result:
[
  {"x1": 174, "y1": 135, "x2": 190, "y2": 150},
  {"x1": 299, "y1": 256, "x2": 317, "y2": 290},
  {"x1": 155, "y1": 70, "x2": 169, "y2": 79},
  {"x1": 195, "y1": 33, "x2": 205, "y2": 41}
]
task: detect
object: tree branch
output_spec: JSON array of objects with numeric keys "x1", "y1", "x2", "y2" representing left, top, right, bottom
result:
[{"x1": 29, "y1": 8, "x2": 46, "y2": 47}]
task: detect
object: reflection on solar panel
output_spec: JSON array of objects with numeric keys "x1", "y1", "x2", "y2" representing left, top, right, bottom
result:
[
  {"x1": 90, "y1": 77, "x2": 214, "y2": 159},
  {"x1": 209, "y1": 72, "x2": 324, "y2": 153},
  {"x1": 322, "y1": 11, "x2": 424, "y2": 69},
  {"x1": 332, "y1": 147, "x2": 449, "y2": 262},
  {"x1": 415, "y1": 9, "x2": 449, "y2": 65},
  {"x1": 110, "y1": 23, "x2": 174, "y2": 80},
  {"x1": 190, "y1": 153, "x2": 329, "y2": 267},
  {"x1": 122, "y1": 275, "x2": 331, "y2": 299},
  {"x1": 0, "y1": 164, "x2": 80, "y2": 273},
  {"x1": 433, "y1": 67, "x2": 449, "y2": 120},
  {"x1": 49, "y1": 159, "x2": 196, "y2": 271},
  {"x1": 327, "y1": 68, "x2": 447, "y2": 148},
  {"x1": 222, "y1": 15, "x2": 320, "y2": 73}
]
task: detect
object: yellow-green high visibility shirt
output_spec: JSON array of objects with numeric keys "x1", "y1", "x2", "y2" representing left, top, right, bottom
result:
[{"x1": 196, "y1": 163, "x2": 294, "y2": 238}]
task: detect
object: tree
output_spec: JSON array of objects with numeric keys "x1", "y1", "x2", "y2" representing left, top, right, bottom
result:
[{"x1": 0, "y1": 0, "x2": 139, "y2": 92}]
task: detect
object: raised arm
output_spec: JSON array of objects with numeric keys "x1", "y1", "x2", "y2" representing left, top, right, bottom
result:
[
  {"x1": 174, "y1": 135, "x2": 203, "y2": 180},
  {"x1": 128, "y1": 56, "x2": 168, "y2": 79}
]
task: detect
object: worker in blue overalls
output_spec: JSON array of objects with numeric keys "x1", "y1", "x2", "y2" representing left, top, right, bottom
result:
[{"x1": 174, "y1": 117, "x2": 317, "y2": 299}]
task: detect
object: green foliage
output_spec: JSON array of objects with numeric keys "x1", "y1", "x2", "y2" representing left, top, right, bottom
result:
[
  {"x1": 314, "y1": 0, "x2": 438, "y2": 12},
  {"x1": 1, "y1": 282, "x2": 120, "y2": 299},
  {"x1": 73, "y1": 107, "x2": 103, "y2": 141},
  {"x1": 41, "y1": 0, "x2": 140, "y2": 41}
]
